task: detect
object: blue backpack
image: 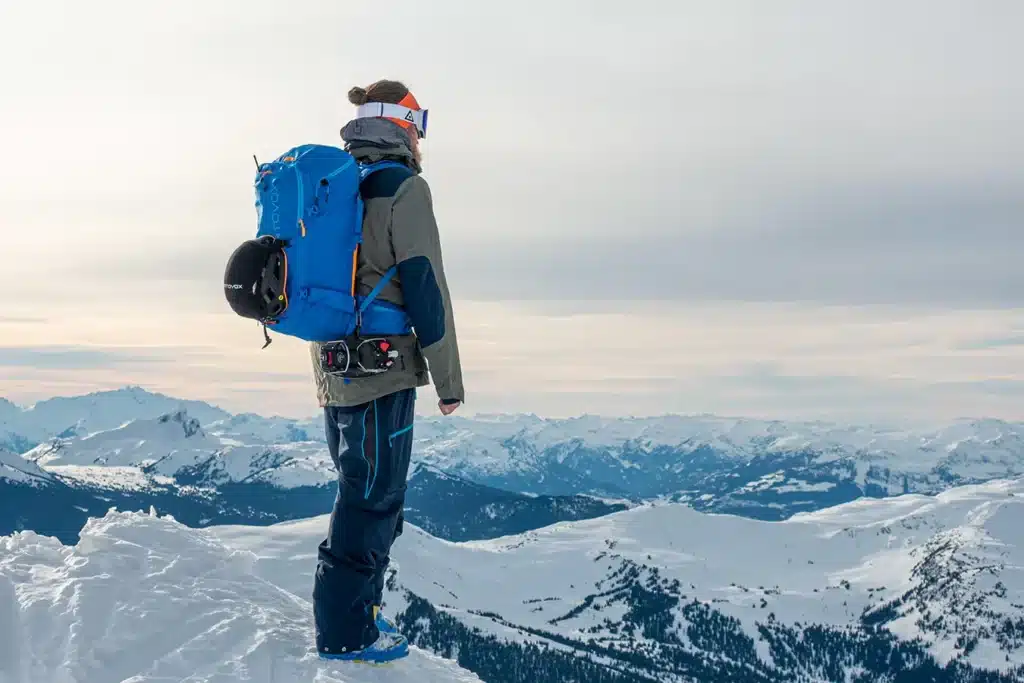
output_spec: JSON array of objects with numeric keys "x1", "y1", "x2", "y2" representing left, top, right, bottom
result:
[{"x1": 223, "y1": 144, "x2": 410, "y2": 347}]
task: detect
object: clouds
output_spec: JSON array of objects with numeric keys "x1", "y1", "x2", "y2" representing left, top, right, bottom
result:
[
  {"x1": 449, "y1": 177, "x2": 1024, "y2": 306},
  {"x1": 5, "y1": 0, "x2": 1020, "y2": 311},
  {"x1": 0, "y1": 346, "x2": 169, "y2": 370},
  {"x1": 2, "y1": 300, "x2": 1021, "y2": 422},
  {"x1": 1, "y1": 0, "x2": 1021, "y2": 419},
  {"x1": 959, "y1": 335, "x2": 1024, "y2": 351}
]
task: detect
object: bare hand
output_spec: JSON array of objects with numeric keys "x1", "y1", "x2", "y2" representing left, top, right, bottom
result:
[{"x1": 438, "y1": 400, "x2": 461, "y2": 416}]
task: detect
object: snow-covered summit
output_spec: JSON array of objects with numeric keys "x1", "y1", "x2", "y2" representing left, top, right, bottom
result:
[
  {"x1": 21, "y1": 408, "x2": 334, "y2": 489},
  {"x1": 0, "y1": 510, "x2": 480, "y2": 683},
  {"x1": 3, "y1": 386, "x2": 230, "y2": 449},
  {"x1": 23, "y1": 408, "x2": 217, "y2": 469}
]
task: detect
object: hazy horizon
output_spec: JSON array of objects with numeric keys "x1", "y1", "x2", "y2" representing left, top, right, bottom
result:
[
  {"x1": 3, "y1": 0, "x2": 1022, "y2": 423},
  {"x1": 4, "y1": 378, "x2": 1024, "y2": 429}
]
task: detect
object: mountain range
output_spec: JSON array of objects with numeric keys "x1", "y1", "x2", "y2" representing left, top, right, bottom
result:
[
  {"x1": 1, "y1": 391, "x2": 627, "y2": 545},
  {"x1": 5, "y1": 387, "x2": 1024, "y2": 681},
  {"x1": 3, "y1": 475, "x2": 1021, "y2": 682},
  {"x1": 4, "y1": 387, "x2": 1024, "y2": 534}
]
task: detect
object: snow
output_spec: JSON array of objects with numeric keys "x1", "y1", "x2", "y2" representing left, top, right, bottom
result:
[
  {"x1": 205, "y1": 412, "x2": 322, "y2": 446},
  {"x1": 737, "y1": 470, "x2": 787, "y2": 493},
  {"x1": 0, "y1": 511, "x2": 480, "y2": 683},
  {"x1": 5, "y1": 386, "x2": 230, "y2": 447},
  {"x1": 44, "y1": 465, "x2": 176, "y2": 492},
  {"x1": 3, "y1": 472, "x2": 1022, "y2": 679},
  {"x1": 21, "y1": 410, "x2": 334, "y2": 489},
  {"x1": 413, "y1": 413, "x2": 1024, "y2": 483},
  {"x1": 210, "y1": 477, "x2": 1024, "y2": 674},
  {"x1": 208, "y1": 443, "x2": 334, "y2": 488},
  {"x1": 774, "y1": 480, "x2": 836, "y2": 494},
  {"x1": 0, "y1": 448, "x2": 54, "y2": 486},
  {"x1": 7, "y1": 387, "x2": 1024, "y2": 499}
]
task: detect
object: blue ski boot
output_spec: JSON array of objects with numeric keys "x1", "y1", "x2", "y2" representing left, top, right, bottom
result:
[
  {"x1": 319, "y1": 630, "x2": 409, "y2": 665},
  {"x1": 374, "y1": 605, "x2": 399, "y2": 634}
]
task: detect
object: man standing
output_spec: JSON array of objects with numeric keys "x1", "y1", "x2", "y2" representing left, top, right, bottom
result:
[{"x1": 312, "y1": 80, "x2": 464, "y2": 663}]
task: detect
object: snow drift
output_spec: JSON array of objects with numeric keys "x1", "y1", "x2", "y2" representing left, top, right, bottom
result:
[{"x1": 0, "y1": 511, "x2": 479, "y2": 683}]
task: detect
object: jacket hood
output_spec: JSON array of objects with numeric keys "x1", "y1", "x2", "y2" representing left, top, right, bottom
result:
[{"x1": 340, "y1": 117, "x2": 421, "y2": 173}]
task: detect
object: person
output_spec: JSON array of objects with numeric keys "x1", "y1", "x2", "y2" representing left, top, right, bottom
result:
[{"x1": 311, "y1": 79, "x2": 465, "y2": 664}]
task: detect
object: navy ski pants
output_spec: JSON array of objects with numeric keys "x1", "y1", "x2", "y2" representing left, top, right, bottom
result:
[{"x1": 313, "y1": 387, "x2": 416, "y2": 655}]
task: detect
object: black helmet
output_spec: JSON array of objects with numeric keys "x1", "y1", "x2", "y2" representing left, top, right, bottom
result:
[{"x1": 223, "y1": 235, "x2": 289, "y2": 322}]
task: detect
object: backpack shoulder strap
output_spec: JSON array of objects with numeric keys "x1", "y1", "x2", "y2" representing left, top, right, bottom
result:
[
  {"x1": 353, "y1": 161, "x2": 412, "y2": 328},
  {"x1": 358, "y1": 160, "x2": 411, "y2": 182},
  {"x1": 357, "y1": 160, "x2": 415, "y2": 204}
]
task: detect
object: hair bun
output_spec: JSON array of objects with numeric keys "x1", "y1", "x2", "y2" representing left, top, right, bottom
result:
[{"x1": 348, "y1": 86, "x2": 368, "y2": 105}]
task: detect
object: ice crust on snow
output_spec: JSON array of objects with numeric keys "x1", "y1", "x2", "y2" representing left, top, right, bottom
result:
[{"x1": 0, "y1": 512, "x2": 480, "y2": 683}]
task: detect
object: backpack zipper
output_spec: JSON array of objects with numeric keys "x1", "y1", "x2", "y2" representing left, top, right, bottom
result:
[
  {"x1": 294, "y1": 164, "x2": 304, "y2": 237},
  {"x1": 324, "y1": 157, "x2": 355, "y2": 181}
]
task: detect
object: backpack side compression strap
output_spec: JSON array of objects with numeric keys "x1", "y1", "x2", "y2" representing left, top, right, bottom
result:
[{"x1": 359, "y1": 267, "x2": 397, "y2": 314}]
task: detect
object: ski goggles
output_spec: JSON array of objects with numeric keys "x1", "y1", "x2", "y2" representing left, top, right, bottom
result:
[{"x1": 355, "y1": 100, "x2": 428, "y2": 139}]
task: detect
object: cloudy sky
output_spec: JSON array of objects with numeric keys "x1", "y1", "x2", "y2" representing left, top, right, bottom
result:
[{"x1": 2, "y1": 0, "x2": 1022, "y2": 424}]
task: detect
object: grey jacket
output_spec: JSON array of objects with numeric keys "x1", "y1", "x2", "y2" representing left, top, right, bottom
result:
[{"x1": 310, "y1": 118, "x2": 465, "y2": 408}]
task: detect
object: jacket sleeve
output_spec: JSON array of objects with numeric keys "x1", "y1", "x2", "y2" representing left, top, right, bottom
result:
[{"x1": 390, "y1": 175, "x2": 465, "y2": 403}]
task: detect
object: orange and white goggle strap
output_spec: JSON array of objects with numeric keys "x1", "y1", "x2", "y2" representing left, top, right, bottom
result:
[{"x1": 355, "y1": 102, "x2": 428, "y2": 138}]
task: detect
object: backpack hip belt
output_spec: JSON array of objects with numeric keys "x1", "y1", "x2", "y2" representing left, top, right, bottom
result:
[{"x1": 318, "y1": 335, "x2": 412, "y2": 378}]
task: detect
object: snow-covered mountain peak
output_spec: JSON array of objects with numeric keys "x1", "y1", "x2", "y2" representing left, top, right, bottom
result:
[
  {"x1": 0, "y1": 510, "x2": 480, "y2": 683},
  {"x1": 17, "y1": 408, "x2": 336, "y2": 490},
  {"x1": 2, "y1": 386, "x2": 230, "y2": 453},
  {"x1": 23, "y1": 408, "x2": 218, "y2": 469}
]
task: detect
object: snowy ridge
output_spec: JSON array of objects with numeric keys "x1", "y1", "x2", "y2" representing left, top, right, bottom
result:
[
  {"x1": 18, "y1": 401, "x2": 1024, "y2": 498},
  {"x1": 5, "y1": 388, "x2": 1024, "y2": 523},
  {"x1": 24, "y1": 409, "x2": 215, "y2": 468},
  {"x1": 212, "y1": 478, "x2": 1024, "y2": 681},
  {"x1": 21, "y1": 409, "x2": 333, "y2": 489},
  {"x1": 0, "y1": 448, "x2": 54, "y2": 486},
  {"x1": 412, "y1": 413, "x2": 1024, "y2": 481},
  {"x1": 0, "y1": 511, "x2": 480, "y2": 683},
  {"x1": 3, "y1": 411, "x2": 632, "y2": 547},
  {"x1": 2, "y1": 387, "x2": 230, "y2": 450},
  {"x1": 7, "y1": 387, "x2": 1024, "y2": 468},
  {"x1": 209, "y1": 412, "x2": 322, "y2": 445}
]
